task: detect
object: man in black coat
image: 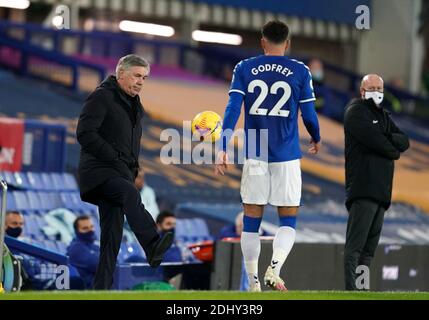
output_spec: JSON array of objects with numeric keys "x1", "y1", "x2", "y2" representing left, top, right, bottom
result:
[
  {"x1": 343, "y1": 74, "x2": 409, "y2": 290},
  {"x1": 76, "y1": 54, "x2": 173, "y2": 289}
]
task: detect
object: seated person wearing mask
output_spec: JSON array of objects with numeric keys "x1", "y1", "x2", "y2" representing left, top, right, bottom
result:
[
  {"x1": 4, "y1": 210, "x2": 26, "y2": 240},
  {"x1": 67, "y1": 215, "x2": 100, "y2": 289}
]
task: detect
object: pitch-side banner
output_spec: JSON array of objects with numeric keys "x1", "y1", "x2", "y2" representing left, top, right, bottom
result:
[{"x1": 0, "y1": 117, "x2": 24, "y2": 171}]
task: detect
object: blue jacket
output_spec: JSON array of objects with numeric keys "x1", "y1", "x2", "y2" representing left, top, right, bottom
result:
[{"x1": 67, "y1": 238, "x2": 100, "y2": 288}]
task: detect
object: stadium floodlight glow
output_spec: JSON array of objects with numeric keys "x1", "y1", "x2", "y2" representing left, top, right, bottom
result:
[
  {"x1": 192, "y1": 30, "x2": 242, "y2": 46},
  {"x1": 119, "y1": 20, "x2": 175, "y2": 37},
  {"x1": 0, "y1": 0, "x2": 30, "y2": 9}
]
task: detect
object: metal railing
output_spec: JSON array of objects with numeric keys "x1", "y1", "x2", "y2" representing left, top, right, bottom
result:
[{"x1": 0, "y1": 179, "x2": 8, "y2": 293}]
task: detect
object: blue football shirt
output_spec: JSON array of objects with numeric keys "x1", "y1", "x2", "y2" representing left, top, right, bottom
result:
[{"x1": 224, "y1": 55, "x2": 319, "y2": 162}]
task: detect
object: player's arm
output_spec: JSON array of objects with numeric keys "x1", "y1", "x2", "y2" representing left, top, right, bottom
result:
[
  {"x1": 215, "y1": 92, "x2": 244, "y2": 175},
  {"x1": 215, "y1": 62, "x2": 245, "y2": 175},
  {"x1": 299, "y1": 68, "x2": 321, "y2": 154},
  {"x1": 221, "y1": 92, "x2": 244, "y2": 150},
  {"x1": 300, "y1": 100, "x2": 321, "y2": 154}
]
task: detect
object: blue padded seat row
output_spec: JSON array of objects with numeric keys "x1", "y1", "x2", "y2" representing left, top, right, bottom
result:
[
  {"x1": 51, "y1": 172, "x2": 78, "y2": 191},
  {"x1": 12, "y1": 191, "x2": 63, "y2": 211},
  {"x1": 59, "y1": 191, "x2": 96, "y2": 212},
  {"x1": 1, "y1": 171, "x2": 78, "y2": 191},
  {"x1": 0, "y1": 171, "x2": 30, "y2": 189},
  {"x1": 175, "y1": 218, "x2": 211, "y2": 240}
]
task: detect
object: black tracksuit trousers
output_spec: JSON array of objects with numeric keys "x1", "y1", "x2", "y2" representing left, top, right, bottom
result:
[
  {"x1": 92, "y1": 177, "x2": 159, "y2": 290},
  {"x1": 344, "y1": 198, "x2": 385, "y2": 290}
]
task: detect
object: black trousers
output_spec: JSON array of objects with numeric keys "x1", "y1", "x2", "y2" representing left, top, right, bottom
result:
[
  {"x1": 92, "y1": 177, "x2": 159, "y2": 290},
  {"x1": 344, "y1": 198, "x2": 385, "y2": 290}
]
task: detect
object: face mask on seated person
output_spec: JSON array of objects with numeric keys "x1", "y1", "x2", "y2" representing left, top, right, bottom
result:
[
  {"x1": 77, "y1": 230, "x2": 96, "y2": 243},
  {"x1": 364, "y1": 91, "x2": 384, "y2": 105},
  {"x1": 160, "y1": 228, "x2": 175, "y2": 237},
  {"x1": 6, "y1": 226, "x2": 22, "y2": 238}
]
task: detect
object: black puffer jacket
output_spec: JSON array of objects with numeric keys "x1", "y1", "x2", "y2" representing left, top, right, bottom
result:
[
  {"x1": 344, "y1": 98, "x2": 409, "y2": 210},
  {"x1": 76, "y1": 75, "x2": 144, "y2": 204}
]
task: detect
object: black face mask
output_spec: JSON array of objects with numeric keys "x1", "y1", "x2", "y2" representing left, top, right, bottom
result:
[
  {"x1": 160, "y1": 228, "x2": 175, "y2": 236},
  {"x1": 76, "y1": 230, "x2": 96, "y2": 243},
  {"x1": 6, "y1": 226, "x2": 23, "y2": 238}
]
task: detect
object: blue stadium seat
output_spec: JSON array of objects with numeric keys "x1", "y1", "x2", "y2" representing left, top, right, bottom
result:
[
  {"x1": 175, "y1": 218, "x2": 211, "y2": 244},
  {"x1": 56, "y1": 242, "x2": 68, "y2": 255},
  {"x1": 40, "y1": 173, "x2": 55, "y2": 191},
  {"x1": 49, "y1": 192, "x2": 63, "y2": 209},
  {"x1": 175, "y1": 220, "x2": 186, "y2": 239},
  {"x1": 62, "y1": 173, "x2": 78, "y2": 191},
  {"x1": 118, "y1": 242, "x2": 132, "y2": 263},
  {"x1": 59, "y1": 192, "x2": 72, "y2": 209},
  {"x1": 37, "y1": 192, "x2": 62, "y2": 210},
  {"x1": 13, "y1": 191, "x2": 30, "y2": 210},
  {"x1": 192, "y1": 218, "x2": 210, "y2": 237},
  {"x1": 0, "y1": 171, "x2": 15, "y2": 186},
  {"x1": 24, "y1": 215, "x2": 41, "y2": 238},
  {"x1": 13, "y1": 171, "x2": 30, "y2": 189},
  {"x1": 6, "y1": 191, "x2": 17, "y2": 211},
  {"x1": 129, "y1": 242, "x2": 145, "y2": 258},
  {"x1": 26, "y1": 191, "x2": 43, "y2": 210},
  {"x1": 51, "y1": 172, "x2": 79, "y2": 191},
  {"x1": 67, "y1": 192, "x2": 89, "y2": 211},
  {"x1": 49, "y1": 173, "x2": 64, "y2": 190},
  {"x1": 25, "y1": 172, "x2": 45, "y2": 190},
  {"x1": 0, "y1": 171, "x2": 29, "y2": 189}
]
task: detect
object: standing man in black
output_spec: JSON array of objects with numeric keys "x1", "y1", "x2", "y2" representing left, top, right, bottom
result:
[
  {"x1": 343, "y1": 74, "x2": 409, "y2": 290},
  {"x1": 76, "y1": 54, "x2": 173, "y2": 289}
]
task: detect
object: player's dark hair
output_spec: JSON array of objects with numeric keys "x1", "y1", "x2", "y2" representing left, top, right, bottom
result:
[
  {"x1": 262, "y1": 20, "x2": 289, "y2": 44},
  {"x1": 156, "y1": 211, "x2": 176, "y2": 225},
  {"x1": 74, "y1": 215, "x2": 91, "y2": 231}
]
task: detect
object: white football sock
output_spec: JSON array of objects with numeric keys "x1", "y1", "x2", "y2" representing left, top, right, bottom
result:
[
  {"x1": 241, "y1": 231, "x2": 261, "y2": 285},
  {"x1": 270, "y1": 226, "x2": 296, "y2": 276}
]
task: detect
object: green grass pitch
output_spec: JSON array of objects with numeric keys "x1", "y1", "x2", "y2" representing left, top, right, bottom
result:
[{"x1": 1, "y1": 290, "x2": 429, "y2": 300}]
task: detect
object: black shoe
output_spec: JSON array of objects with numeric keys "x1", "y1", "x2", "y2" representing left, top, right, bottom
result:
[{"x1": 147, "y1": 232, "x2": 174, "y2": 268}]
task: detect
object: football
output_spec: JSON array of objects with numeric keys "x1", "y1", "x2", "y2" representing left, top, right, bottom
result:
[{"x1": 191, "y1": 111, "x2": 223, "y2": 142}]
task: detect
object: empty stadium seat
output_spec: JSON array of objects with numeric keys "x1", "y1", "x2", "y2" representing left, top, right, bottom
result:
[
  {"x1": 62, "y1": 173, "x2": 78, "y2": 190},
  {"x1": 0, "y1": 170, "x2": 29, "y2": 189},
  {"x1": 26, "y1": 191, "x2": 43, "y2": 210},
  {"x1": 6, "y1": 191, "x2": 17, "y2": 210},
  {"x1": 175, "y1": 218, "x2": 211, "y2": 243},
  {"x1": 38, "y1": 192, "x2": 62, "y2": 210},
  {"x1": 13, "y1": 191, "x2": 30, "y2": 210},
  {"x1": 25, "y1": 172, "x2": 45, "y2": 190},
  {"x1": 40, "y1": 173, "x2": 55, "y2": 190}
]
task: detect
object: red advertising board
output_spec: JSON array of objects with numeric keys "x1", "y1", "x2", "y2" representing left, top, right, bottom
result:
[{"x1": 0, "y1": 117, "x2": 24, "y2": 171}]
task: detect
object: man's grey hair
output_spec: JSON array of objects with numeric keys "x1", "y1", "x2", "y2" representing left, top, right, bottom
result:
[{"x1": 115, "y1": 54, "x2": 150, "y2": 78}]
